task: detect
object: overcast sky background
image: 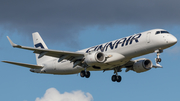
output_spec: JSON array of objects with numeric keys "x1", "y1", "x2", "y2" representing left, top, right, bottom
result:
[{"x1": 0, "y1": 0, "x2": 180, "y2": 101}]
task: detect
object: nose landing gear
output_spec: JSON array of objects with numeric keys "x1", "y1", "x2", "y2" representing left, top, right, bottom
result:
[
  {"x1": 156, "y1": 50, "x2": 162, "y2": 63},
  {"x1": 154, "y1": 49, "x2": 163, "y2": 68}
]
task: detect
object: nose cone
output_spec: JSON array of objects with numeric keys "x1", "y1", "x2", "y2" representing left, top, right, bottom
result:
[{"x1": 168, "y1": 35, "x2": 177, "y2": 45}]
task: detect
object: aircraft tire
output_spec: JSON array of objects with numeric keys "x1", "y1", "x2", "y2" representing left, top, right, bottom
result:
[
  {"x1": 158, "y1": 58, "x2": 162, "y2": 62},
  {"x1": 156, "y1": 58, "x2": 162, "y2": 63},
  {"x1": 80, "y1": 70, "x2": 85, "y2": 77},
  {"x1": 85, "y1": 71, "x2": 90, "y2": 78},
  {"x1": 111, "y1": 75, "x2": 117, "y2": 82},
  {"x1": 117, "y1": 76, "x2": 122, "y2": 82}
]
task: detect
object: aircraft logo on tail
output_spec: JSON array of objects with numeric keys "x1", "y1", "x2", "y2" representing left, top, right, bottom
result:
[{"x1": 35, "y1": 43, "x2": 44, "y2": 48}]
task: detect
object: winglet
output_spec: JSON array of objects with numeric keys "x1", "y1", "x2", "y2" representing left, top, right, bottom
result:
[{"x1": 7, "y1": 36, "x2": 20, "y2": 47}]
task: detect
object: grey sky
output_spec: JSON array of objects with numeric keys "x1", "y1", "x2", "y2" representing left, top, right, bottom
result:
[{"x1": 0, "y1": 0, "x2": 180, "y2": 46}]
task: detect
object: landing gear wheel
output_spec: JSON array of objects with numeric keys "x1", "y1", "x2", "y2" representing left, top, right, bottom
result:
[
  {"x1": 158, "y1": 58, "x2": 161, "y2": 62},
  {"x1": 111, "y1": 75, "x2": 122, "y2": 82},
  {"x1": 156, "y1": 58, "x2": 162, "y2": 63},
  {"x1": 116, "y1": 76, "x2": 122, "y2": 82},
  {"x1": 80, "y1": 70, "x2": 85, "y2": 77},
  {"x1": 85, "y1": 71, "x2": 90, "y2": 78},
  {"x1": 80, "y1": 70, "x2": 90, "y2": 78},
  {"x1": 111, "y1": 75, "x2": 117, "y2": 82}
]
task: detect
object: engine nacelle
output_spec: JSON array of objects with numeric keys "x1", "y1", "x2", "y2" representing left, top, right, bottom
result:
[
  {"x1": 84, "y1": 51, "x2": 106, "y2": 66},
  {"x1": 133, "y1": 58, "x2": 153, "y2": 73}
]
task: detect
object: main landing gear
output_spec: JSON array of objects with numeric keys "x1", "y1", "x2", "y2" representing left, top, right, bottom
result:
[
  {"x1": 80, "y1": 68, "x2": 122, "y2": 83},
  {"x1": 80, "y1": 70, "x2": 90, "y2": 78},
  {"x1": 112, "y1": 75, "x2": 122, "y2": 82},
  {"x1": 111, "y1": 68, "x2": 122, "y2": 83}
]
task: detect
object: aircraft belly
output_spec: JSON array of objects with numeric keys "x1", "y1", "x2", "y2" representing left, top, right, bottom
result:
[
  {"x1": 86, "y1": 59, "x2": 130, "y2": 71},
  {"x1": 45, "y1": 62, "x2": 83, "y2": 74},
  {"x1": 44, "y1": 61, "x2": 82, "y2": 75}
]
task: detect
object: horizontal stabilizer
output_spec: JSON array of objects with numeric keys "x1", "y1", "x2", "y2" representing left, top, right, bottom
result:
[{"x1": 2, "y1": 61, "x2": 43, "y2": 69}]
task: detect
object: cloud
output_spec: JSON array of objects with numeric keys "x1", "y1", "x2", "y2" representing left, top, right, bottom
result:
[
  {"x1": 35, "y1": 88, "x2": 93, "y2": 101},
  {"x1": 1, "y1": 0, "x2": 180, "y2": 46}
]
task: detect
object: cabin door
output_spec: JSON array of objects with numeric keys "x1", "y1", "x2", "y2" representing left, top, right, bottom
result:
[{"x1": 147, "y1": 32, "x2": 151, "y2": 43}]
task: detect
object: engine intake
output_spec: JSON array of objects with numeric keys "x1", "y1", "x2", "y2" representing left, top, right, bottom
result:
[
  {"x1": 84, "y1": 51, "x2": 106, "y2": 66},
  {"x1": 97, "y1": 52, "x2": 104, "y2": 61},
  {"x1": 133, "y1": 58, "x2": 153, "y2": 73}
]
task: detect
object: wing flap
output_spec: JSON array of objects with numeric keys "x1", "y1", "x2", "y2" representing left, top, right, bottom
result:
[{"x1": 2, "y1": 61, "x2": 43, "y2": 69}]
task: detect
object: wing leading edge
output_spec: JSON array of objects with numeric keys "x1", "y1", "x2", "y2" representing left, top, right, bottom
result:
[
  {"x1": 6, "y1": 36, "x2": 85, "y2": 62},
  {"x1": 2, "y1": 61, "x2": 43, "y2": 69}
]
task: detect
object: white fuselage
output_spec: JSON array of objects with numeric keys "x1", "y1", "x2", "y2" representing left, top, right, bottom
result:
[{"x1": 33, "y1": 29, "x2": 177, "y2": 74}]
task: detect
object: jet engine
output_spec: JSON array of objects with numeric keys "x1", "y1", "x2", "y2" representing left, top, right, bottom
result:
[
  {"x1": 133, "y1": 58, "x2": 153, "y2": 73},
  {"x1": 84, "y1": 51, "x2": 106, "y2": 66}
]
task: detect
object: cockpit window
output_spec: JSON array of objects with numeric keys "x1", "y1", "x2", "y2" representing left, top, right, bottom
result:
[
  {"x1": 161, "y1": 31, "x2": 169, "y2": 33},
  {"x1": 155, "y1": 31, "x2": 169, "y2": 34},
  {"x1": 156, "y1": 31, "x2": 160, "y2": 34}
]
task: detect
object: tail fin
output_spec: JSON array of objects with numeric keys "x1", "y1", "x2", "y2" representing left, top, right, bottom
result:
[{"x1": 32, "y1": 32, "x2": 53, "y2": 65}]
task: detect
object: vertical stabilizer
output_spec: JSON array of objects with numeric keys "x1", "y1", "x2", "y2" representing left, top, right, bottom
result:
[{"x1": 32, "y1": 32, "x2": 53, "y2": 65}]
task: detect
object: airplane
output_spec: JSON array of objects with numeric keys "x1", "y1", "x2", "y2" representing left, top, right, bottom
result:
[{"x1": 2, "y1": 29, "x2": 177, "y2": 83}]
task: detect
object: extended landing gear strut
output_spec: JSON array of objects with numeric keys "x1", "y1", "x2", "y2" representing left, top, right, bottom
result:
[
  {"x1": 155, "y1": 49, "x2": 163, "y2": 64},
  {"x1": 80, "y1": 69, "x2": 90, "y2": 78},
  {"x1": 111, "y1": 68, "x2": 122, "y2": 83},
  {"x1": 154, "y1": 49, "x2": 163, "y2": 68}
]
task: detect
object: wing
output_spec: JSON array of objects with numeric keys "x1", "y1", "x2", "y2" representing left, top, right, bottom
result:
[
  {"x1": 124, "y1": 60, "x2": 162, "y2": 68},
  {"x1": 7, "y1": 36, "x2": 84, "y2": 62},
  {"x1": 123, "y1": 59, "x2": 162, "y2": 72},
  {"x1": 2, "y1": 61, "x2": 43, "y2": 69}
]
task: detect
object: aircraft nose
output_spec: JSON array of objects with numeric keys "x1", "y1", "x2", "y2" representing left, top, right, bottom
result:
[{"x1": 168, "y1": 35, "x2": 177, "y2": 45}]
